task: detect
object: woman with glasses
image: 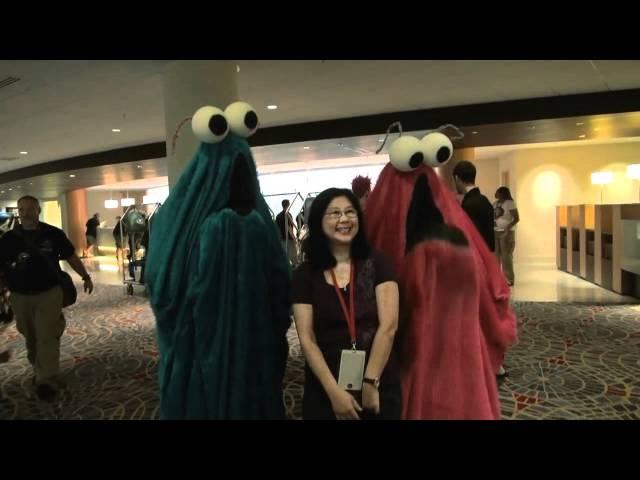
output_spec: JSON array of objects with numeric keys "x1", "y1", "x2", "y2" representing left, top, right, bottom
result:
[{"x1": 292, "y1": 188, "x2": 401, "y2": 420}]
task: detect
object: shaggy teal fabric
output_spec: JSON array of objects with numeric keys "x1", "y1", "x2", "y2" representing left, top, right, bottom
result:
[{"x1": 146, "y1": 135, "x2": 291, "y2": 419}]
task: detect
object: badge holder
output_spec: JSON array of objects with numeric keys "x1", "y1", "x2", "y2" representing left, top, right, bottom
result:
[{"x1": 337, "y1": 345, "x2": 366, "y2": 391}]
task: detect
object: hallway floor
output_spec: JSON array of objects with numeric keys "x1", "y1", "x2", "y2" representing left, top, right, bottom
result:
[{"x1": 1, "y1": 283, "x2": 638, "y2": 420}]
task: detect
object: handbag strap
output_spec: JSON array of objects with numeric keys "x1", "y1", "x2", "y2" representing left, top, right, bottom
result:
[{"x1": 12, "y1": 227, "x2": 65, "y2": 283}]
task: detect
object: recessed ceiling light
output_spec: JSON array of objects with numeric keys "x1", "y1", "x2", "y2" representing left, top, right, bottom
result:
[
  {"x1": 112, "y1": 128, "x2": 121, "y2": 133},
  {"x1": 29, "y1": 183, "x2": 33, "y2": 185},
  {"x1": 530, "y1": 126, "x2": 536, "y2": 130},
  {"x1": 137, "y1": 165, "x2": 142, "y2": 169},
  {"x1": 236, "y1": 65, "x2": 240, "y2": 73},
  {"x1": 303, "y1": 146, "x2": 311, "y2": 150},
  {"x1": 8, "y1": 188, "x2": 12, "y2": 191},
  {"x1": 20, "y1": 151, "x2": 28, "y2": 155},
  {"x1": 69, "y1": 174, "x2": 76, "y2": 178},
  {"x1": 579, "y1": 134, "x2": 586, "y2": 139},
  {"x1": 576, "y1": 122, "x2": 584, "y2": 126},
  {"x1": 472, "y1": 131, "x2": 479, "y2": 135},
  {"x1": 378, "y1": 138, "x2": 384, "y2": 143},
  {"x1": 267, "y1": 105, "x2": 278, "y2": 110}
]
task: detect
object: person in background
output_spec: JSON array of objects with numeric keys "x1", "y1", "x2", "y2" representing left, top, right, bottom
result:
[
  {"x1": 494, "y1": 186, "x2": 519, "y2": 287},
  {"x1": 452, "y1": 161, "x2": 495, "y2": 252},
  {"x1": 84, "y1": 213, "x2": 100, "y2": 258},
  {"x1": 0, "y1": 305, "x2": 11, "y2": 363},
  {"x1": 113, "y1": 216, "x2": 125, "y2": 263},
  {"x1": 0, "y1": 196, "x2": 93, "y2": 402},
  {"x1": 292, "y1": 188, "x2": 401, "y2": 420},
  {"x1": 453, "y1": 161, "x2": 510, "y2": 380},
  {"x1": 275, "y1": 199, "x2": 297, "y2": 266},
  {"x1": 351, "y1": 175, "x2": 372, "y2": 211}
]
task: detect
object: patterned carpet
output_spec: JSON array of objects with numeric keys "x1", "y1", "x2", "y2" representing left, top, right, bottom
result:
[{"x1": 0, "y1": 284, "x2": 639, "y2": 420}]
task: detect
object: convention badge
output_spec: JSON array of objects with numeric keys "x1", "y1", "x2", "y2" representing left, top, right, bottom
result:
[{"x1": 337, "y1": 349, "x2": 366, "y2": 391}]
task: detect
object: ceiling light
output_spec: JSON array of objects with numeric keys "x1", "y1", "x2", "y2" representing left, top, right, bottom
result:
[
  {"x1": 576, "y1": 122, "x2": 584, "y2": 126},
  {"x1": 69, "y1": 174, "x2": 76, "y2": 178},
  {"x1": 303, "y1": 146, "x2": 311, "y2": 150},
  {"x1": 267, "y1": 105, "x2": 278, "y2": 110},
  {"x1": 20, "y1": 151, "x2": 28, "y2": 155},
  {"x1": 137, "y1": 165, "x2": 142, "y2": 169},
  {"x1": 579, "y1": 134, "x2": 586, "y2": 139},
  {"x1": 8, "y1": 188, "x2": 12, "y2": 191},
  {"x1": 530, "y1": 126, "x2": 536, "y2": 129},
  {"x1": 472, "y1": 131, "x2": 478, "y2": 135},
  {"x1": 104, "y1": 199, "x2": 119, "y2": 209},
  {"x1": 236, "y1": 65, "x2": 240, "y2": 73},
  {"x1": 120, "y1": 197, "x2": 135, "y2": 207},
  {"x1": 29, "y1": 183, "x2": 33, "y2": 186},
  {"x1": 112, "y1": 128, "x2": 121, "y2": 133},
  {"x1": 378, "y1": 138, "x2": 384, "y2": 143}
]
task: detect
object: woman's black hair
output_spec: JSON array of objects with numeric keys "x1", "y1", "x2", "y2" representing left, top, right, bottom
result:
[
  {"x1": 302, "y1": 188, "x2": 370, "y2": 270},
  {"x1": 495, "y1": 186, "x2": 513, "y2": 201}
]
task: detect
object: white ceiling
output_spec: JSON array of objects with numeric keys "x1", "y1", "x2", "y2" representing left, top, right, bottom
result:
[
  {"x1": 2, "y1": 60, "x2": 640, "y2": 175},
  {"x1": 86, "y1": 176, "x2": 168, "y2": 191}
]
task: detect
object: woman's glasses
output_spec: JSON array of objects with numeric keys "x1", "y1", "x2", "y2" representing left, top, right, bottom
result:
[{"x1": 324, "y1": 208, "x2": 358, "y2": 220}]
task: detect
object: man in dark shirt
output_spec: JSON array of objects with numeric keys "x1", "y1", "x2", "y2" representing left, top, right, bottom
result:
[
  {"x1": 84, "y1": 213, "x2": 100, "y2": 258},
  {"x1": 453, "y1": 162, "x2": 508, "y2": 379},
  {"x1": 275, "y1": 199, "x2": 297, "y2": 265},
  {"x1": 0, "y1": 196, "x2": 94, "y2": 401},
  {"x1": 452, "y1": 160, "x2": 495, "y2": 252}
]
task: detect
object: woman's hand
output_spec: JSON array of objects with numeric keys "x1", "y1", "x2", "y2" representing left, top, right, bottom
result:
[
  {"x1": 362, "y1": 383, "x2": 380, "y2": 414},
  {"x1": 329, "y1": 388, "x2": 362, "y2": 420}
]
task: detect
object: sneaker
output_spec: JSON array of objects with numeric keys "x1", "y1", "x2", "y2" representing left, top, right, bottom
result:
[{"x1": 36, "y1": 383, "x2": 57, "y2": 402}]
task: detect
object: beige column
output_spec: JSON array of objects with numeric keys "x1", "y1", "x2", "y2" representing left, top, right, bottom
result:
[
  {"x1": 65, "y1": 188, "x2": 88, "y2": 256},
  {"x1": 163, "y1": 61, "x2": 239, "y2": 188}
]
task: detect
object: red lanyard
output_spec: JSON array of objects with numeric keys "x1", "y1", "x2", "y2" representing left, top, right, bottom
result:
[{"x1": 330, "y1": 262, "x2": 356, "y2": 349}]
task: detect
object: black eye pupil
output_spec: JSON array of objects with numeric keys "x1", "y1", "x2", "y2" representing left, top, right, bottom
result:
[
  {"x1": 209, "y1": 114, "x2": 228, "y2": 136},
  {"x1": 244, "y1": 111, "x2": 258, "y2": 130},
  {"x1": 409, "y1": 152, "x2": 423, "y2": 168},
  {"x1": 437, "y1": 147, "x2": 450, "y2": 163}
]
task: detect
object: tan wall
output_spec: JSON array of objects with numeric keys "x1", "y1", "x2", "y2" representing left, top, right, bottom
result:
[
  {"x1": 475, "y1": 157, "x2": 500, "y2": 201},
  {"x1": 42, "y1": 201, "x2": 62, "y2": 228},
  {"x1": 496, "y1": 140, "x2": 640, "y2": 264}
]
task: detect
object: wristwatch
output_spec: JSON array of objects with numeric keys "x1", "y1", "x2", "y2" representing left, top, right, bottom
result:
[{"x1": 363, "y1": 377, "x2": 380, "y2": 389}]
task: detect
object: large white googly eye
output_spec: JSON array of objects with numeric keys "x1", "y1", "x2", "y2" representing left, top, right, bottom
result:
[
  {"x1": 191, "y1": 106, "x2": 229, "y2": 144},
  {"x1": 421, "y1": 132, "x2": 453, "y2": 167},
  {"x1": 388, "y1": 136, "x2": 424, "y2": 172},
  {"x1": 225, "y1": 101, "x2": 259, "y2": 138}
]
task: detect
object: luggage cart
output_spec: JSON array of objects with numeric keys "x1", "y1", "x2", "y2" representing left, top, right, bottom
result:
[{"x1": 120, "y1": 203, "x2": 161, "y2": 295}]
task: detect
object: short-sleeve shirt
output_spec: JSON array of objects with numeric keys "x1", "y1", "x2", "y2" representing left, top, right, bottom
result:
[
  {"x1": 0, "y1": 222, "x2": 75, "y2": 294},
  {"x1": 86, "y1": 217, "x2": 99, "y2": 237},
  {"x1": 292, "y1": 248, "x2": 400, "y2": 385},
  {"x1": 275, "y1": 211, "x2": 295, "y2": 241},
  {"x1": 494, "y1": 199, "x2": 517, "y2": 231}
]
